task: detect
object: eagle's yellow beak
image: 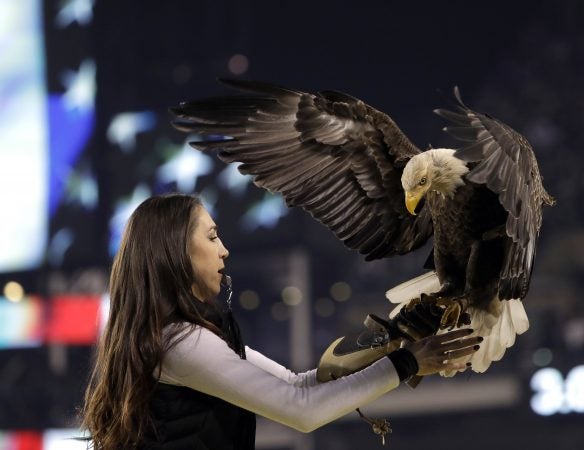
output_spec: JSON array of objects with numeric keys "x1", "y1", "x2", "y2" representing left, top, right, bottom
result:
[{"x1": 405, "y1": 191, "x2": 422, "y2": 215}]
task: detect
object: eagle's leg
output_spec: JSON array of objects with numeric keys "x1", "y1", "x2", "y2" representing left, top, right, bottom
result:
[
  {"x1": 417, "y1": 279, "x2": 459, "y2": 305},
  {"x1": 435, "y1": 296, "x2": 471, "y2": 330}
]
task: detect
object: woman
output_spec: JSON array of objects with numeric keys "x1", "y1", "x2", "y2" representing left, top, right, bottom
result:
[{"x1": 82, "y1": 193, "x2": 481, "y2": 449}]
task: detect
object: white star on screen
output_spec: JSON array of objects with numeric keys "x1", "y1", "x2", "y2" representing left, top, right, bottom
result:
[
  {"x1": 218, "y1": 163, "x2": 252, "y2": 196},
  {"x1": 61, "y1": 59, "x2": 96, "y2": 112},
  {"x1": 107, "y1": 111, "x2": 157, "y2": 152},
  {"x1": 48, "y1": 228, "x2": 74, "y2": 267},
  {"x1": 55, "y1": 0, "x2": 95, "y2": 28},
  {"x1": 241, "y1": 193, "x2": 288, "y2": 231},
  {"x1": 156, "y1": 143, "x2": 214, "y2": 193},
  {"x1": 109, "y1": 184, "x2": 151, "y2": 256},
  {"x1": 65, "y1": 169, "x2": 98, "y2": 210},
  {"x1": 199, "y1": 186, "x2": 219, "y2": 217}
]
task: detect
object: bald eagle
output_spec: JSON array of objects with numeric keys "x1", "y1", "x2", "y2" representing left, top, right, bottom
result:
[{"x1": 171, "y1": 79, "x2": 555, "y2": 373}]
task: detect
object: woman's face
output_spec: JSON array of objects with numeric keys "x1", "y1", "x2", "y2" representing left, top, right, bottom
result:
[{"x1": 188, "y1": 207, "x2": 229, "y2": 301}]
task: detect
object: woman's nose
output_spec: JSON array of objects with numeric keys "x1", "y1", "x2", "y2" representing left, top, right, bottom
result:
[{"x1": 220, "y1": 241, "x2": 229, "y2": 259}]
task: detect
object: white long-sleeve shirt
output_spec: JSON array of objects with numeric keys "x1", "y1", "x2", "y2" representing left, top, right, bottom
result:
[{"x1": 158, "y1": 325, "x2": 400, "y2": 433}]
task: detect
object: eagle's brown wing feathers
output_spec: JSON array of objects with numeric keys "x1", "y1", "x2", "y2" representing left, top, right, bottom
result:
[
  {"x1": 172, "y1": 79, "x2": 433, "y2": 260},
  {"x1": 435, "y1": 88, "x2": 555, "y2": 299}
]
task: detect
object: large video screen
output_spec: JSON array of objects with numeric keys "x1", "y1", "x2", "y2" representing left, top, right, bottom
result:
[{"x1": 0, "y1": 0, "x2": 48, "y2": 273}]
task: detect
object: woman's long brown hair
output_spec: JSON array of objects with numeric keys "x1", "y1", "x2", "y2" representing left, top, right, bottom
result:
[{"x1": 81, "y1": 193, "x2": 222, "y2": 449}]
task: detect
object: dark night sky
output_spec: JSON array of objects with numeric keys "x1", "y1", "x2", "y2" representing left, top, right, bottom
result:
[{"x1": 91, "y1": 0, "x2": 581, "y2": 246}]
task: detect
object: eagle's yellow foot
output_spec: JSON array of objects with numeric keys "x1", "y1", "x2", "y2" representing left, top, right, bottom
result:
[{"x1": 436, "y1": 297, "x2": 470, "y2": 330}]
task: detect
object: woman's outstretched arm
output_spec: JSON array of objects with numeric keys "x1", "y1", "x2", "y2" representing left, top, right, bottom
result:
[{"x1": 159, "y1": 326, "x2": 479, "y2": 432}]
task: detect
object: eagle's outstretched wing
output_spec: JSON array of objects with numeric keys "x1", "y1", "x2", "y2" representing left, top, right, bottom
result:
[
  {"x1": 172, "y1": 79, "x2": 433, "y2": 260},
  {"x1": 435, "y1": 88, "x2": 555, "y2": 299}
]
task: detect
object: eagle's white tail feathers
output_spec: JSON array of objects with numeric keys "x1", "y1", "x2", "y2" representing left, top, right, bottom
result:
[
  {"x1": 385, "y1": 272, "x2": 529, "y2": 376},
  {"x1": 440, "y1": 298, "x2": 529, "y2": 376},
  {"x1": 510, "y1": 299, "x2": 530, "y2": 334}
]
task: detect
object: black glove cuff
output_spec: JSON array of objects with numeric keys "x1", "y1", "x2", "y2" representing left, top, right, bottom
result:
[{"x1": 387, "y1": 348, "x2": 419, "y2": 381}]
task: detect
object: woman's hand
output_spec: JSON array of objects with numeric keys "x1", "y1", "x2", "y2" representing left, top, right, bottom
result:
[{"x1": 404, "y1": 328, "x2": 482, "y2": 376}]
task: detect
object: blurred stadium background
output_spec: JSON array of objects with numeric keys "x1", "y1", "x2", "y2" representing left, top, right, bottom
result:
[{"x1": 0, "y1": 0, "x2": 583, "y2": 448}]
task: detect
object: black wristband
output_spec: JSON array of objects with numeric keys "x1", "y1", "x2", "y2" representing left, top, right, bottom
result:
[{"x1": 387, "y1": 348, "x2": 419, "y2": 381}]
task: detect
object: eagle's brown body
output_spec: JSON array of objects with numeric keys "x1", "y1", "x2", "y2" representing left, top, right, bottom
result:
[{"x1": 429, "y1": 182, "x2": 507, "y2": 311}]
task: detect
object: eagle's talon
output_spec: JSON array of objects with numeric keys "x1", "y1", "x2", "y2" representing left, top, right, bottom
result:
[
  {"x1": 439, "y1": 302, "x2": 462, "y2": 330},
  {"x1": 436, "y1": 296, "x2": 469, "y2": 330},
  {"x1": 459, "y1": 311, "x2": 472, "y2": 326}
]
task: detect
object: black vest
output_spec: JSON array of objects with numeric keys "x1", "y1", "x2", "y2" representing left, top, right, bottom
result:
[
  {"x1": 142, "y1": 300, "x2": 255, "y2": 449},
  {"x1": 144, "y1": 382, "x2": 256, "y2": 450}
]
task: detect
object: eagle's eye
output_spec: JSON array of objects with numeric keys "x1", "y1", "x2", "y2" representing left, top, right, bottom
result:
[{"x1": 419, "y1": 177, "x2": 427, "y2": 186}]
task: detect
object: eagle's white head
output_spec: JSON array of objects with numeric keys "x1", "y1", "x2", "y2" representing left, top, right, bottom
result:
[{"x1": 401, "y1": 148, "x2": 469, "y2": 215}]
